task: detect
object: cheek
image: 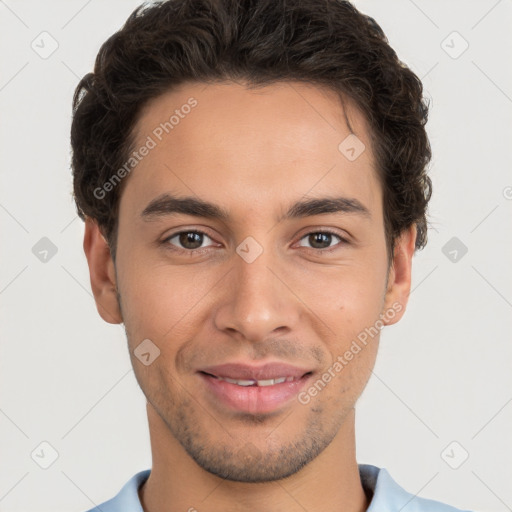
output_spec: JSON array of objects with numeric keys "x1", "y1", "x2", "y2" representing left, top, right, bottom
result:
[
  {"x1": 294, "y1": 259, "x2": 386, "y2": 330},
  {"x1": 116, "y1": 251, "x2": 217, "y2": 341},
  {"x1": 291, "y1": 263, "x2": 385, "y2": 391}
]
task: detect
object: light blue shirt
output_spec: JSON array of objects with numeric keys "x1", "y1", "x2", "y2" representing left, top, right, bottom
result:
[{"x1": 83, "y1": 464, "x2": 473, "y2": 511}]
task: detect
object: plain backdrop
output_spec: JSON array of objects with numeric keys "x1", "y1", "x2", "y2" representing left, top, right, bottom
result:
[{"x1": 0, "y1": 1, "x2": 511, "y2": 511}]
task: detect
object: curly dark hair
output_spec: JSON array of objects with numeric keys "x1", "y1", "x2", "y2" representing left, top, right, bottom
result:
[{"x1": 71, "y1": 0, "x2": 432, "y2": 264}]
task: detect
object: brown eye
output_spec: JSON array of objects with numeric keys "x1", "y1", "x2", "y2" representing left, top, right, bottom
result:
[
  {"x1": 297, "y1": 230, "x2": 348, "y2": 253},
  {"x1": 163, "y1": 230, "x2": 214, "y2": 252}
]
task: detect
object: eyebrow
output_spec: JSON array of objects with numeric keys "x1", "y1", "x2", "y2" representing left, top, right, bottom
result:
[{"x1": 140, "y1": 193, "x2": 371, "y2": 222}]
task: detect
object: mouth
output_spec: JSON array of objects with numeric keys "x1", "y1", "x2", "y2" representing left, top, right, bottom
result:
[
  {"x1": 197, "y1": 368, "x2": 314, "y2": 414},
  {"x1": 199, "y1": 371, "x2": 312, "y2": 387}
]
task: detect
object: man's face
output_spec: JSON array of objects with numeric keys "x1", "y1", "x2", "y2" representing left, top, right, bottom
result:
[{"x1": 86, "y1": 81, "x2": 413, "y2": 482}]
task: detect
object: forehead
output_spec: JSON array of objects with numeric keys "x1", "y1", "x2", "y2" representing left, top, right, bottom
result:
[{"x1": 121, "y1": 80, "x2": 381, "y2": 221}]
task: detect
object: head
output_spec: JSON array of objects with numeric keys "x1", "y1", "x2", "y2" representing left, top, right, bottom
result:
[{"x1": 73, "y1": 0, "x2": 431, "y2": 483}]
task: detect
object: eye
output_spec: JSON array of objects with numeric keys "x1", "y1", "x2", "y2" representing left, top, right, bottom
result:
[
  {"x1": 162, "y1": 230, "x2": 216, "y2": 254},
  {"x1": 297, "y1": 230, "x2": 348, "y2": 253}
]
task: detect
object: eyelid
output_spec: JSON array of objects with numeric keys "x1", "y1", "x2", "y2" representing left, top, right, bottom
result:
[
  {"x1": 161, "y1": 225, "x2": 218, "y2": 242},
  {"x1": 295, "y1": 226, "x2": 351, "y2": 243}
]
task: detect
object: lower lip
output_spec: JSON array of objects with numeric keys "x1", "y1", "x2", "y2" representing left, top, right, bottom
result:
[{"x1": 198, "y1": 372, "x2": 312, "y2": 414}]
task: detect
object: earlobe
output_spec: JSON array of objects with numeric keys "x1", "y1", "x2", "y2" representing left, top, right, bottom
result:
[
  {"x1": 83, "y1": 217, "x2": 123, "y2": 324},
  {"x1": 382, "y1": 224, "x2": 417, "y2": 326}
]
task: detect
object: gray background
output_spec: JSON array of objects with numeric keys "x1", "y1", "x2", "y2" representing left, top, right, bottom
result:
[{"x1": 0, "y1": 0, "x2": 511, "y2": 511}]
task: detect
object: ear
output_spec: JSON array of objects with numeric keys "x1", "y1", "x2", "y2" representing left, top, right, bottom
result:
[
  {"x1": 381, "y1": 224, "x2": 417, "y2": 326},
  {"x1": 83, "y1": 217, "x2": 123, "y2": 324}
]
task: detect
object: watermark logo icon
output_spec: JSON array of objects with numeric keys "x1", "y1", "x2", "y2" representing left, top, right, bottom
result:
[
  {"x1": 236, "y1": 236, "x2": 264, "y2": 263},
  {"x1": 134, "y1": 339, "x2": 161, "y2": 366},
  {"x1": 338, "y1": 134, "x2": 365, "y2": 161},
  {"x1": 441, "y1": 31, "x2": 469, "y2": 59},
  {"x1": 31, "y1": 31, "x2": 59, "y2": 59},
  {"x1": 31, "y1": 441, "x2": 59, "y2": 469},
  {"x1": 442, "y1": 236, "x2": 468, "y2": 263},
  {"x1": 441, "y1": 441, "x2": 469, "y2": 469},
  {"x1": 32, "y1": 237, "x2": 58, "y2": 263}
]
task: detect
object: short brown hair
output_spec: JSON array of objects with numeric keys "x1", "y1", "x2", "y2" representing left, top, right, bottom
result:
[{"x1": 71, "y1": 0, "x2": 432, "y2": 263}]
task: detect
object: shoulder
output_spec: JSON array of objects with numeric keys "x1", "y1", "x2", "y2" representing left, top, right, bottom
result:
[
  {"x1": 359, "y1": 464, "x2": 475, "y2": 512},
  {"x1": 82, "y1": 469, "x2": 150, "y2": 512}
]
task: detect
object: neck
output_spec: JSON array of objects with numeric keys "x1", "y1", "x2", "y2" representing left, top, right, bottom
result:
[{"x1": 139, "y1": 404, "x2": 369, "y2": 512}]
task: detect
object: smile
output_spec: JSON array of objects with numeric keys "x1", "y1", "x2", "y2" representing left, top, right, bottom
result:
[
  {"x1": 198, "y1": 371, "x2": 313, "y2": 414},
  {"x1": 208, "y1": 374, "x2": 301, "y2": 387}
]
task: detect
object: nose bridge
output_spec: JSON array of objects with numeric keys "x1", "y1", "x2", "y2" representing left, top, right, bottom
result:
[{"x1": 213, "y1": 237, "x2": 299, "y2": 342}]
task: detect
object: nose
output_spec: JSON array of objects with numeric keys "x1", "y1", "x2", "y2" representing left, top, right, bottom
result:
[{"x1": 213, "y1": 245, "x2": 301, "y2": 344}]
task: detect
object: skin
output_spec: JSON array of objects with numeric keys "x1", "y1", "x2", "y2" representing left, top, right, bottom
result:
[{"x1": 83, "y1": 80, "x2": 416, "y2": 512}]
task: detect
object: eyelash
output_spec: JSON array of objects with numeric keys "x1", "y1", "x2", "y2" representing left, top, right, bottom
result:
[{"x1": 161, "y1": 229, "x2": 349, "y2": 256}]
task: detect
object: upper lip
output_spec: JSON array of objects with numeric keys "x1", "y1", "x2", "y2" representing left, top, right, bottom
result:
[{"x1": 198, "y1": 362, "x2": 313, "y2": 380}]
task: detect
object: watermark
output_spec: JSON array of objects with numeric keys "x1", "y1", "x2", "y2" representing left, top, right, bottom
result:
[
  {"x1": 338, "y1": 133, "x2": 365, "y2": 161},
  {"x1": 31, "y1": 31, "x2": 59, "y2": 59},
  {"x1": 440, "y1": 31, "x2": 469, "y2": 60},
  {"x1": 30, "y1": 441, "x2": 59, "y2": 469},
  {"x1": 297, "y1": 301, "x2": 403, "y2": 405},
  {"x1": 440, "y1": 441, "x2": 469, "y2": 469},
  {"x1": 134, "y1": 338, "x2": 161, "y2": 366},
  {"x1": 441, "y1": 236, "x2": 468, "y2": 263},
  {"x1": 93, "y1": 97, "x2": 198, "y2": 200}
]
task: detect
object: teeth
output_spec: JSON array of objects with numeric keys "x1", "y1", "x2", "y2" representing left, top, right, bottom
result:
[
  {"x1": 222, "y1": 378, "x2": 256, "y2": 386},
  {"x1": 217, "y1": 376, "x2": 297, "y2": 387}
]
